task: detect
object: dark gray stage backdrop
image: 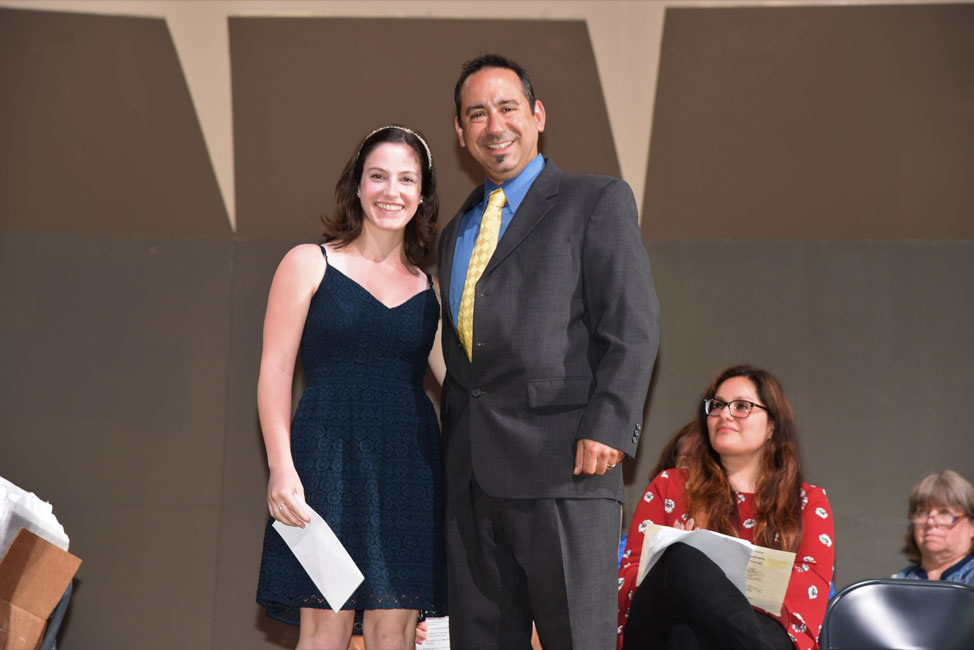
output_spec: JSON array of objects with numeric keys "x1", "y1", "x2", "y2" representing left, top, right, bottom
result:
[
  {"x1": 1, "y1": 5, "x2": 971, "y2": 649},
  {"x1": 633, "y1": 3, "x2": 974, "y2": 597}
]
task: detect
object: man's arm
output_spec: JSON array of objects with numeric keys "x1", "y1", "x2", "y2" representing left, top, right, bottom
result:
[{"x1": 575, "y1": 178, "x2": 659, "y2": 471}]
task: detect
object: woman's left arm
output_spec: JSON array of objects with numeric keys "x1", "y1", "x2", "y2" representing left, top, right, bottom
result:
[
  {"x1": 777, "y1": 485, "x2": 835, "y2": 650},
  {"x1": 428, "y1": 277, "x2": 446, "y2": 386}
]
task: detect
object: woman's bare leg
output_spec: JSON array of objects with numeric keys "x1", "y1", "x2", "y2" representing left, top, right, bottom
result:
[
  {"x1": 361, "y1": 609, "x2": 418, "y2": 650},
  {"x1": 297, "y1": 608, "x2": 355, "y2": 650}
]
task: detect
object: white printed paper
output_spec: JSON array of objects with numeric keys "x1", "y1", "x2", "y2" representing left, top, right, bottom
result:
[
  {"x1": 744, "y1": 545, "x2": 797, "y2": 615},
  {"x1": 273, "y1": 504, "x2": 364, "y2": 612},
  {"x1": 417, "y1": 616, "x2": 450, "y2": 649},
  {"x1": 636, "y1": 523, "x2": 795, "y2": 615}
]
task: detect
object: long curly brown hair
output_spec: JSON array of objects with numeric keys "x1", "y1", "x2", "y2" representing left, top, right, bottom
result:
[{"x1": 683, "y1": 365, "x2": 805, "y2": 552}]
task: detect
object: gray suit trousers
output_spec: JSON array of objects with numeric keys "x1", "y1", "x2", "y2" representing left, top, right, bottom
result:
[{"x1": 446, "y1": 477, "x2": 621, "y2": 650}]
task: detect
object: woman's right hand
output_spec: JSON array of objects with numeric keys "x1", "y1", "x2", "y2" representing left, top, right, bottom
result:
[{"x1": 267, "y1": 465, "x2": 311, "y2": 527}]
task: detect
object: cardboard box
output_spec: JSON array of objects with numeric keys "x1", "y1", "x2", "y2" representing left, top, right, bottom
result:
[{"x1": 0, "y1": 530, "x2": 81, "y2": 650}]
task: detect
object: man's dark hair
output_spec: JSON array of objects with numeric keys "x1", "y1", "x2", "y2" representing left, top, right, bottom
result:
[{"x1": 454, "y1": 53, "x2": 537, "y2": 124}]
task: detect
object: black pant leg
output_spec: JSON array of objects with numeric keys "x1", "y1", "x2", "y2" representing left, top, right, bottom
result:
[{"x1": 622, "y1": 542, "x2": 790, "y2": 650}]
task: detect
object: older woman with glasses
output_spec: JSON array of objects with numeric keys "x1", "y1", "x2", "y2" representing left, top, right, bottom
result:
[
  {"x1": 894, "y1": 470, "x2": 974, "y2": 585},
  {"x1": 617, "y1": 365, "x2": 834, "y2": 650}
]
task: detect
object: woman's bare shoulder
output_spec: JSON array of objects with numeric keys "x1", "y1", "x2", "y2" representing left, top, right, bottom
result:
[
  {"x1": 278, "y1": 243, "x2": 326, "y2": 272},
  {"x1": 269, "y1": 244, "x2": 328, "y2": 296}
]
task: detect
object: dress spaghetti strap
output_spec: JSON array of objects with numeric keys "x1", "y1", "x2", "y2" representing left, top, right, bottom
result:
[{"x1": 319, "y1": 244, "x2": 329, "y2": 260}]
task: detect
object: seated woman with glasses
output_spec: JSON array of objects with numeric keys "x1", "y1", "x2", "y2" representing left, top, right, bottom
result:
[
  {"x1": 894, "y1": 470, "x2": 974, "y2": 585},
  {"x1": 617, "y1": 365, "x2": 834, "y2": 650}
]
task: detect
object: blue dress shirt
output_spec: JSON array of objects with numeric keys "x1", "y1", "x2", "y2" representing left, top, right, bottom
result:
[{"x1": 449, "y1": 155, "x2": 546, "y2": 324}]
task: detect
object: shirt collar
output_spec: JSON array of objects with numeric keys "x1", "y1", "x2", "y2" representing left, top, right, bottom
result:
[
  {"x1": 912, "y1": 553, "x2": 974, "y2": 580},
  {"x1": 942, "y1": 553, "x2": 974, "y2": 579},
  {"x1": 483, "y1": 154, "x2": 545, "y2": 214}
]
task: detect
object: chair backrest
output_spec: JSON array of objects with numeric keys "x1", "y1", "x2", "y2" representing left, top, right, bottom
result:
[{"x1": 818, "y1": 578, "x2": 974, "y2": 650}]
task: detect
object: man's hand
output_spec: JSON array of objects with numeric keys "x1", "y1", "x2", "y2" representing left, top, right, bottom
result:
[{"x1": 573, "y1": 438, "x2": 624, "y2": 476}]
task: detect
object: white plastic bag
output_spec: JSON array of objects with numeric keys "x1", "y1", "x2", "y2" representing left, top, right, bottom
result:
[{"x1": 0, "y1": 475, "x2": 69, "y2": 557}]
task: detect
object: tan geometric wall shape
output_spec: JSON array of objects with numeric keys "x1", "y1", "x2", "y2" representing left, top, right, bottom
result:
[
  {"x1": 0, "y1": 8, "x2": 228, "y2": 235},
  {"x1": 231, "y1": 17, "x2": 619, "y2": 246}
]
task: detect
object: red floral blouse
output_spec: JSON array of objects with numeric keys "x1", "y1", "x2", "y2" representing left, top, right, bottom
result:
[{"x1": 617, "y1": 469, "x2": 834, "y2": 650}]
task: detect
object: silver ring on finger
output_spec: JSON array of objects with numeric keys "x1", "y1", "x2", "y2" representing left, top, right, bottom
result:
[
  {"x1": 278, "y1": 503, "x2": 285, "y2": 510},
  {"x1": 607, "y1": 463, "x2": 616, "y2": 469}
]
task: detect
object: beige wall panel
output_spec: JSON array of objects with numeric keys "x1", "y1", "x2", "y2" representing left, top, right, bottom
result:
[
  {"x1": 0, "y1": 7, "x2": 229, "y2": 235},
  {"x1": 230, "y1": 17, "x2": 618, "y2": 249},
  {"x1": 1, "y1": 0, "x2": 670, "y2": 231},
  {"x1": 643, "y1": 4, "x2": 974, "y2": 239}
]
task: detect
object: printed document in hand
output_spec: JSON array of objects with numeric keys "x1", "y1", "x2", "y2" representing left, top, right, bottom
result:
[
  {"x1": 273, "y1": 503, "x2": 364, "y2": 612},
  {"x1": 418, "y1": 616, "x2": 450, "y2": 650},
  {"x1": 636, "y1": 523, "x2": 795, "y2": 615}
]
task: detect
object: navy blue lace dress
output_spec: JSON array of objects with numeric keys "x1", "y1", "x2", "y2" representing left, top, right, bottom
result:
[{"x1": 257, "y1": 245, "x2": 447, "y2": 624}]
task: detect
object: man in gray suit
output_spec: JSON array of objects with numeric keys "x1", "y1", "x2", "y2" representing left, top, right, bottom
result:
[{"x1": 438, "y1": 54, "x2": 658, "y2": 649}]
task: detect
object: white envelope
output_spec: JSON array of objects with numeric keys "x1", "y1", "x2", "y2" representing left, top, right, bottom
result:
[{"x1": 273, "y1": 504, "x2": 364, "y2": 612}]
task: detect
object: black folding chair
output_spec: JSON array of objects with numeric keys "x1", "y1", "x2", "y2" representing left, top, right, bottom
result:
[{"x1": 818, "y1": 578, "x2": 974, "y2": 650}]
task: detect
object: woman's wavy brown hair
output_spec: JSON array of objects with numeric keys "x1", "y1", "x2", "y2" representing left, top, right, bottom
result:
[
  {"x1": 650, "y1": 420, "x2": 696, "y2": 481},
  {"x1": 322, "y1": 125, "x2": 438, "y2": 266},
  {"x1": 683, "y1": 364, "x2": 805, "y2": 552}
]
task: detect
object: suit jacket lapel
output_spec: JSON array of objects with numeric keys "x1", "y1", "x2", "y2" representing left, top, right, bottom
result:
[{"x1": 485, "y1": 160, "x2": 561, "y2": 274}]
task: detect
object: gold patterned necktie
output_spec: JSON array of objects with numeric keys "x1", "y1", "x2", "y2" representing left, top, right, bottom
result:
[{"x1": 457, "y1": 187, "x2": 506, "y2": 360}]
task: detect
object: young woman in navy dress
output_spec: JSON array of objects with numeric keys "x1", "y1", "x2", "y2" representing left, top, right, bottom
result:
[{"x1": 255, "y1": 126, "x2": 446, "y2": 649}]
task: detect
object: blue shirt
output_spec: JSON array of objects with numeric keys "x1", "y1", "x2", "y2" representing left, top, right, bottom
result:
[
  {"x1": 449, "y1": 155, "x2": 546, "y2": 324},
  {"x1": 894, "y1": 553, "x2": 974, "y2": 585}
]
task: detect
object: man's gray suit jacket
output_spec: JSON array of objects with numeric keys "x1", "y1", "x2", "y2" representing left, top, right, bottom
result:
[{"x1": 437, "y1": 160, "x2": 659, "y2": 505}]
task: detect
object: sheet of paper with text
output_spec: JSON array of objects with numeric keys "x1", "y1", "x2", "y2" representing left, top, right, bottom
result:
[
  {"x1": 418, "y1": 616, "x2": 450, "y2": 649},
  {"x1": 637, "y1": 523, "x2": 794, "y2": 615}
]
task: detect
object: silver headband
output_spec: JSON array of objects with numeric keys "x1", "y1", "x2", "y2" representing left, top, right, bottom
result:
[{"x1": 363, "y1": 125, "x2": 433, "y2": 170}]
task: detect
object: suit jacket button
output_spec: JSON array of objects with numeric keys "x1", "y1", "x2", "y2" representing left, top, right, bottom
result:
[{"x1": 471, "y1": 387, "x2": 482, "y2": 397}]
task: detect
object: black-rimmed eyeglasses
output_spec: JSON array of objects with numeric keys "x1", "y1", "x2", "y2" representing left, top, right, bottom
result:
[{"x1": 703, "y1": 398, "x2": 769, "y2": 419}]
